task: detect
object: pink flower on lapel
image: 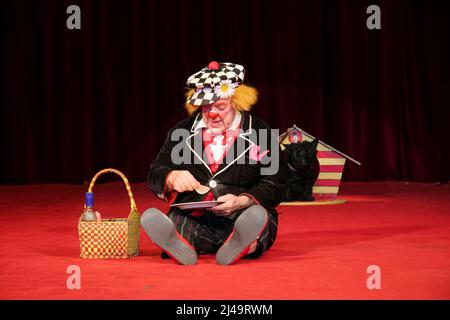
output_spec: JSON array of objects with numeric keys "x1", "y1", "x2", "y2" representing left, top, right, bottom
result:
[{"x1": 249, "y1": 144, "x2": 269, "y2": 162}]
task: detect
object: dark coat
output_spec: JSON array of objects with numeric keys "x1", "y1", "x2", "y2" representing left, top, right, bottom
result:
[{"x1": 148, "y1": 111, "x2": 287, "y2": 215}]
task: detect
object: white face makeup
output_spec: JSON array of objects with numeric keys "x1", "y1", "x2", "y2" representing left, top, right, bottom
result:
[{"x1": 201, "y1": 99, "x2": 236, "y2": 133}]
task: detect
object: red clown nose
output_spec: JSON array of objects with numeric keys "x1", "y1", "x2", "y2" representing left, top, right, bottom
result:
[{"x1": 208, "y1": 111, "x2": 219, "y2": 120}]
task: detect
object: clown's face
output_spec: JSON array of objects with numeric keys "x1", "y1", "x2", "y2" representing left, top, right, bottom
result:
[{"x1": 201, "y1": 98, "x2": 236, "y2": 133}]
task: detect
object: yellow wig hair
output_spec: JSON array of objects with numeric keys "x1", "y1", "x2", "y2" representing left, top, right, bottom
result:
[{"x1": 184, "y1": 84, "x2": 258, "y2": 115}]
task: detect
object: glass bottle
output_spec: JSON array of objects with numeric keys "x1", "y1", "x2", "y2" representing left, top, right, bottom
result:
[{"x1": 82, "y1": 192, "x2": 97, "y2": 221}]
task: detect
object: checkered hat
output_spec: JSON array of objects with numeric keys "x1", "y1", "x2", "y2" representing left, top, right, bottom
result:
[{"x1": 186, "y1": 61, "x2": 245, "y2": 106}]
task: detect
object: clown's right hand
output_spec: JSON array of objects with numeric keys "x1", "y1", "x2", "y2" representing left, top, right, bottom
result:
[{"x1": 166, "y1": 170, "x2": 201, "y2": 193}]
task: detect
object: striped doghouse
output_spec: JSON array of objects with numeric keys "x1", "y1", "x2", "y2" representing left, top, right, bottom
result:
[{"x1": 279, "y1": 125, "x2": 361, "y2": 200}]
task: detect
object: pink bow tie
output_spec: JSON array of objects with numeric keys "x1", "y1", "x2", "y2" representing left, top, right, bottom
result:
[{"x1": 203, "y1": 128, "x2": 239, "y2": 143}]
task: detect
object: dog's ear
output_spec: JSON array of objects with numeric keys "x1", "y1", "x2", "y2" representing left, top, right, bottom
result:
[{"x1": 311, "y1": 139, "x2": 319, "y2": 149}]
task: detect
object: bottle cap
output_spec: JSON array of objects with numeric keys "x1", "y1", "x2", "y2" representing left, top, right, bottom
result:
[{"x1": 85, "y1": 192, "x2": 94, "y2": 207}]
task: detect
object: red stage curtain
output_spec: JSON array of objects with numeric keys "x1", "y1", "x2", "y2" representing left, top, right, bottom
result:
[{"x1": 1, "y1": 0, "x2": 449, "y2": 184}]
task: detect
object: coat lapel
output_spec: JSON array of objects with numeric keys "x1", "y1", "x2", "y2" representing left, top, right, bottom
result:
[
  {"x1": 186, "y1": 113, "x2": 213, "y2": 176},
  {"x1": 184, "y1": 112, "x2": 256, "y2": 179},
  {"x1": 212, "y1": 113, "x2": 255, "y2": 179}
]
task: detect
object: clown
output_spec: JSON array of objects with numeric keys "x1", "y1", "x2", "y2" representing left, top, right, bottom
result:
[{"x1": 141, "y1": 61, "x2": 287, "y2": 265}]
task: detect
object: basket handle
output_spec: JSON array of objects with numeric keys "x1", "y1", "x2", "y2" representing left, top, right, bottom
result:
[{"x1": 87, "y1": 168, "x2": 137, "y2": 211}]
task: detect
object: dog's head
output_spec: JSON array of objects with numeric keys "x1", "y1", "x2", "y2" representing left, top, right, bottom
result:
[{"x1": 283, "y1": 139, "x2": 319, "y2": 171}]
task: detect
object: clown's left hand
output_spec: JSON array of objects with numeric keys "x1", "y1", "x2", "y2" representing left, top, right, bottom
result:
[{"x1": 211, "y1": 194, "x2": 255, "y2": 216}]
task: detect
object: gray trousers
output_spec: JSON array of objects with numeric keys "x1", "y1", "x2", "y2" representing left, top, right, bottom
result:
[{"x1": 167, "y1": 206, "x2": 278, "y2": 258}]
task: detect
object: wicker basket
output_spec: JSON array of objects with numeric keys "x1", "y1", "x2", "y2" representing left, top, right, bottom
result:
[{"x1": 78, "y1": 168, "x2": 140, "y2": 259}]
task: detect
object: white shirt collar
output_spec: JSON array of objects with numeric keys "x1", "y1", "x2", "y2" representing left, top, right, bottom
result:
[{"x1": 193, "y1": 111, "x2": 242, "y2": 132}]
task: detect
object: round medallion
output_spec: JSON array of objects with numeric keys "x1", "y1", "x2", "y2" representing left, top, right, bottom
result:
[{"x1": 209, "y1": 180, "x2": 217, "y2": 188}]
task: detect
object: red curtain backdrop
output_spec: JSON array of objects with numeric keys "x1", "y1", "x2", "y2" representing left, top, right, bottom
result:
[{"x1": 1, "y1": 0, "x2": 449, "y2": 184}]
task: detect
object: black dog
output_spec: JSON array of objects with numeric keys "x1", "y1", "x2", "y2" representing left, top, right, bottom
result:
[{"x1": 283, "y1": 139, "x2": 320, "y2": 201}]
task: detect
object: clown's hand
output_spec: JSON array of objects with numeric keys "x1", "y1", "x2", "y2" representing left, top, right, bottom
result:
[
  {"x1": 166, "y1": 170, "x2": 201, "y2": 193},
  {"x1": 210, "y1": 194, "x2": 255, "y2": 216}
]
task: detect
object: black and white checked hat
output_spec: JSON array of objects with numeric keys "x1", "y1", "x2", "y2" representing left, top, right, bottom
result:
[{"x1": 186, "y1": 61, "x2": 245, "y2": 106}]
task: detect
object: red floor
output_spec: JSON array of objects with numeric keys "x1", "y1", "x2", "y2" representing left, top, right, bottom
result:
[{"x1": 0, "y1": 181, "x2": 449, "y2": 299}]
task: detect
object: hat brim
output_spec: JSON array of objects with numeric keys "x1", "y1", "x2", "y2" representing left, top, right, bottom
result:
[{"x1": 187, "y1": 90, "x2": 220, "y2": 106}]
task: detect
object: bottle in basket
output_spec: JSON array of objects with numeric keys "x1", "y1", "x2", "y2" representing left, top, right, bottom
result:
[{"x1": 82, "y1": 192, "x2": 97, "y2": 221}]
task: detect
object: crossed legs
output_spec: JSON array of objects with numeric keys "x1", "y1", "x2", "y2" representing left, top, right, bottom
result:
[{"x1": 141, "y1": 205, "x2": 277, "y2": 265}]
